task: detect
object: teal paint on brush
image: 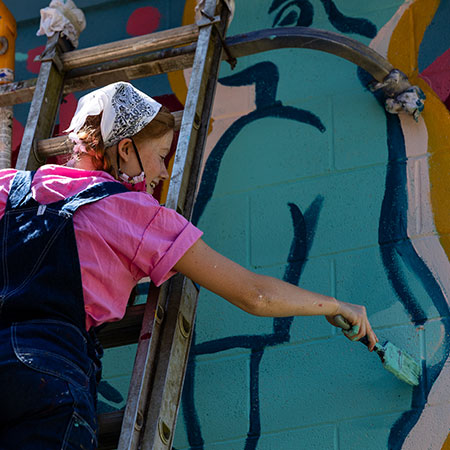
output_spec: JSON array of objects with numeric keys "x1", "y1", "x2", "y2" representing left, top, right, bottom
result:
[
  {"x1": 334, "y1": 315, "x2": 421, "y2": 386},
  {"x1": 373, "y1": 341, "x2": 421, "y2": 386}
]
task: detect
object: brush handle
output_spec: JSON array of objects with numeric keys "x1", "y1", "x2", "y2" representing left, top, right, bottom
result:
[{"x1": 333, "y1": 314, "x2": 370, "y2": 347}]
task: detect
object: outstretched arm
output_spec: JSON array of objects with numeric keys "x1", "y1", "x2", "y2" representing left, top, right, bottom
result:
[{"x1": 174, "y1": 239, "x2": 378, "y2": 350}]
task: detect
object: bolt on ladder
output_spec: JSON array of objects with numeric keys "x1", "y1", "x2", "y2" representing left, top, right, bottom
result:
[{"x1": 4, "y1": 0, "x2": 233, "y2": 448}]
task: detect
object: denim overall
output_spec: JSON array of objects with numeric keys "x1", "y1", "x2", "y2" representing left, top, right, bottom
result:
[{"x1": 0, "y1": 170, "x2": 128, "y2": 449}]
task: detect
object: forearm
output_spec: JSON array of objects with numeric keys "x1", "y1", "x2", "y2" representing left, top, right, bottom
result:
[
  {"x1": 248, "y1": 273, "x2": 339, "y2": 317},
  {"x1": 174, "y1": 239, "x2": 377, "y2": 349}
]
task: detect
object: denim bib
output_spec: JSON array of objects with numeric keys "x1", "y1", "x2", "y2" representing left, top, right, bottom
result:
[{"x1": 0, "y1": 170, "x2": 128, "y2": 334}]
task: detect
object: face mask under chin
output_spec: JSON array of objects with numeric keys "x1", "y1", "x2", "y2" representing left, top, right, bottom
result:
[
  {"x1": 117, "y1": 139, "x2": 148, "y2": 193},
  {"x1": 118, "y1": 170, "x2": 147, "y2": 192}
]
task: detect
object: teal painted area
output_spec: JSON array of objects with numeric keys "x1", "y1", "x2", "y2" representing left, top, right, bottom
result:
[
  {"x1": 210, "y1": 111, "x2": 331, "y2": 196},
  {"x1": 258, "y1": 335, "x2": 414, "y2": 432},
  {"x1": 339, "y1": 413, "x2": 405, "y2": 450},
  {"x1": 175, "y1": 354, "x2": 250, "y2": 447},
  {"x1": 249, "y1": 167, "x2": 385, "y2": 267},
  {"x1": 177, "y1": 0, "x2": 449, "y2": 447},
  {"x1": 98, "y1": 343, "x2": 137, "y2": 413},
  {"x1": 334, "y1": 245, "x2": 443, "y2": 328},
  {"x1": 332, "y1": 90, "x2": 388, "y2": 171},
  {"x1": 175, "y1": 423, "x2": 337, "y2": 450}
]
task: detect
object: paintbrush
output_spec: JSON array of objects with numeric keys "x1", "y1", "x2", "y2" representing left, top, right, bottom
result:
[{"x1": 334, "y1": 315, "x2": 421, "y2": 386}]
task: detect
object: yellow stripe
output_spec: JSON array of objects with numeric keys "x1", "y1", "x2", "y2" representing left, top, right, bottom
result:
[{"x1": 442, "y1": 432, "x2": 450, "y2": 450}]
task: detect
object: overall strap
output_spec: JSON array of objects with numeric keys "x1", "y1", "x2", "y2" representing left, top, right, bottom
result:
[
  {"x1": 5, "y1": 171, "x2": 36, "y2": 211},
  {"x1": 55, "y1": 181, "x2": 130, "y2": 216}
]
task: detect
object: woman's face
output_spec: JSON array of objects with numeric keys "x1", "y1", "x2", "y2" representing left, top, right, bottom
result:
[{"x1": 118, "y1": 130, "x2": 173, "y2": 195}]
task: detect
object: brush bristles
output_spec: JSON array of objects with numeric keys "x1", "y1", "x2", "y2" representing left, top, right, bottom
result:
[{"x1": 379, "y1": 341, "x2": 421, "y2": 386}]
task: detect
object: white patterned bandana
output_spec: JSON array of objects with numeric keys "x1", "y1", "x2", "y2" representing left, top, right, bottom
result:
[{"x1": 66, "y1": 82, "x2": 162, "y2": 148}]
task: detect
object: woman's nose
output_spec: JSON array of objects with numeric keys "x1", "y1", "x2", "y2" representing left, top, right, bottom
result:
[{"x1": 161, "y1": 165, "x2": 169, "y2": 180}]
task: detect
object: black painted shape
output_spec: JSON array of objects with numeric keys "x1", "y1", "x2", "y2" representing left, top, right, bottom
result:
[
  {"x1": 319, "y1": 0, "x2": 377, "y2": 38},
  {"x1": 279, "y1": 10, "x2": 298, "y2": 27},
  {"x1": 245, "y1": 349, "x2": 264, "y2": 450},
  {"x1": 218, "y1": 62, "x2": 279, "y2": 109},
  {"x1": 274, "y1": 198, "x2": 324, "y2": 336},
  {"x1": 192, "y1": 105, "x2": 325, "y2": 226},
  {"x1": 356, "y1": 67, "x2": 450, "y2": 449},
  {"x1": 269, "y1": 0, "x2": 314, "y2": 28},
  {"x1": 183, "y1": 59, "x2": 326, "y2": 449},
  {"x1": 183, "y1": 198, "x2": 323, "y2": 449}
]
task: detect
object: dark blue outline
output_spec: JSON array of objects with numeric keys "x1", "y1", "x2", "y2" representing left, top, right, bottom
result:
[
  {"x1": 357, "y1": 67, "x2": 450, "y2": 449},
  {"x1": 318, "y1": 0, "x2": 377, "y2": 38},
  {"x1": 183, "y1": 198, "x2": 323, "y2": 449}
]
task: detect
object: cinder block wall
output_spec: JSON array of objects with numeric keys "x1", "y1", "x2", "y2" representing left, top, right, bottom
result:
[{"x1": 8, "y1": 1, "x2": 450, "y2": 449}]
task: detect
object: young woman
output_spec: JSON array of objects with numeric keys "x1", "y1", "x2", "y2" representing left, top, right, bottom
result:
[{"x1": 0, "y1": 82, "x2": 377, "y2": 449}]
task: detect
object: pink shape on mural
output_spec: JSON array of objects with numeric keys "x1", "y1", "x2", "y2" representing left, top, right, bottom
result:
[
  {"x1": 11, "y1": 118, "x2": 24, "y2": 168},
  {"x1": 27, "y1": 45, "x2": 45, "y2": 74},
  {"x1": 419, "y1": 46, "x2": 450, "y2": 108},
  {"x1": 126, "y1": 7, "x2": 161, "y2": 36},
  {"x1": 56, "y1": 93, "x2": 78, "y2": 135}
]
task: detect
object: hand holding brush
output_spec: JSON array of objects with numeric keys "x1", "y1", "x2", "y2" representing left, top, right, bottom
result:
[{"x1": 333, "y1": 314, "x2": 422, "y2": 386}]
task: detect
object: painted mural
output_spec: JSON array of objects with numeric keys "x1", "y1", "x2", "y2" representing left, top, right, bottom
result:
[
  {"x1": 6, "y1": 0, "x2": 450, "y2": 448},
  {"x1": 169, "y1": 0, "x2": 450, "y2": 449}
]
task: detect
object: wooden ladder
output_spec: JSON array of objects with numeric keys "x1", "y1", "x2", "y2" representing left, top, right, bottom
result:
[{"x1": 2, "y1": 0, "x2": 233, "y2": 448}]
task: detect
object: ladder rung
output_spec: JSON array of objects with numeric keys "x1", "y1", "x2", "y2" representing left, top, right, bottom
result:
[
  {"x1": 36, "y1": 111, "x2": 183, "y2": 159},
  {"x1": 0, "y1": 44, "x2": 197, "y2": 107},
  {"x1": 98, "y1": 304, "x2": 145, "y2": 349},
  {"x1": 62, "y1": 24, "x2": 199, "y2": 71},
  {"x1": 98, "y1": 410, "x2": 124, "y2": 450}
]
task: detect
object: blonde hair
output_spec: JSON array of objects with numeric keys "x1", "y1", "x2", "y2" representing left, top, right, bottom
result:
[{"x1": 69, "y1": 106, "x2": 175, "y2": 174}]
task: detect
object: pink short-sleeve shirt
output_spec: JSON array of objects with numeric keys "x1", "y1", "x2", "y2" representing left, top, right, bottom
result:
[{"x1": 0, "y1": 165, "x2": 203, "y2": 329}]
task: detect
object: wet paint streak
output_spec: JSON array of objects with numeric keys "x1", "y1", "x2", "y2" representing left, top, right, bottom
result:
[
  {"x1": 319, "y1": 0, "x2": 377, "y2": 38},
  {"x1": 357, "y1": 68, "x2": 450, "y2": 449}
]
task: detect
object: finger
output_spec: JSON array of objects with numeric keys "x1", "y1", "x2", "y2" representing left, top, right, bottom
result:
[
  {"x1": 367, "y1": 326, "x2": 378, "y2": 351},
  {"x1": 355, "y1": 322, "x2": 366, "y2": 341},
  {"x1": 343, "y1": 324, "x2": 359, "y2": 340}
]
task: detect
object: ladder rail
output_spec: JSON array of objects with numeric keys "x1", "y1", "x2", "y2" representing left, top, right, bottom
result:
[
  {"x1": 117, "y1": 1, "x2": 232, "y2": 447},
  {"x1": 15, "y1": 34, "x2": 71, "y2": 171}
]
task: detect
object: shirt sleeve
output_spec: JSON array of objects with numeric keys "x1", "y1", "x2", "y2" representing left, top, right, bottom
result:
[
  {"x1": 0, "y1": 169, "x2": 17, "y2": 219},
  {"x1": 132, "y1": 205, "x2": 203, "y2": 286}
]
